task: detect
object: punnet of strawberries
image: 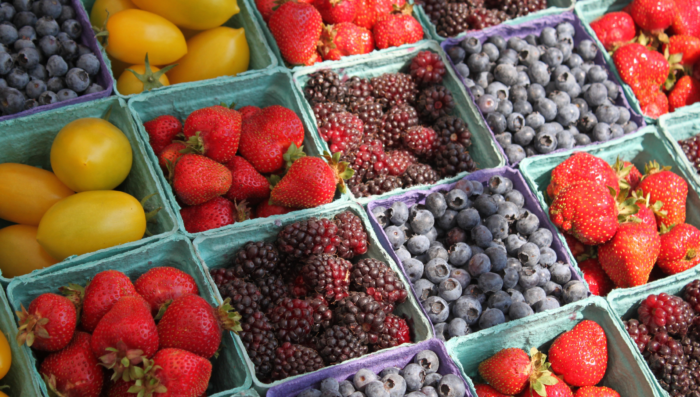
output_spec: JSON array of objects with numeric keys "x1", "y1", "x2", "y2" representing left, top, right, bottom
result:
[
  {"x1": 15, "y1": 267, "x2": 238, "y2": 397},
  {"x1": 591, "y1": 0, "x2": 700, "y2": 117},
  {"x1": 548, "y1": 152, "x2": 698, "y2": 294}
]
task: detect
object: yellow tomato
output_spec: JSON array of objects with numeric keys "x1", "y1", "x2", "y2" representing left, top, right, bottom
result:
[
  {"x1": 0, "y1": 330, "x2": 10, "y2": 380},
  {"x1": 50, "y1": 118, "x2": 133, "y2": 192},
  {"x1": 0, "y1": 163, "x2": 73, "y2": 225},
  {"x1": 90, "y1": 0, "x2": 137, "y2": 29},
  {"x1": 117, "y1": 64, "x2": 170, "y2": 95},
  {"x1": 180, "y1": 28, "x2": 202, "y2": 40},
  {"x1": 37, "y1": 191, "x2": 147, "y2": 261},
  {"x1": 0, "y1": 225, "x2": 58, "y2": 278},
  {"x1": 105, "y1": 9, "x2": 187, "y2": 65},
  {"x1": 167, "y1": 27, "x2": 249, "y2": 84},
  {"x1": 131, "y1": 0, "x2": 240, "y2": 31}
]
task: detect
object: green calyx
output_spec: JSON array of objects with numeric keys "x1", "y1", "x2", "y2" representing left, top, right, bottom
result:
[
  {"x1": 127, "y1": 358, "x2": 167, "y2": 397},
  {"x1": 180, "y1": 131, "x2": 206, "y2": 156},
  {"x1": 99, "y1": 341, "x2": 147, "y2": 382},
  {"x1": 631, "y1": 189, "x2": 667, "y2": 220},
  {"x1": 43, "y1": 373, "x2": 69, "y2": 397},
  {"x1": 126, "y1": 54, "x2": 177, "y2": 93},
  {"x1": 528, "y1": 348, "x2": 559, "y2": 397},
  {"x1": 284, "y1": 143, "x2": 306, "y2": 169},
  {"x1": 322, "y1": 151, "x2": 354, "y2": 194},
  {"x1": 234, "y1": 200, "x2": 251, "y2": 223},
  {"x1": 59, "y1": 283, "x2": 85, "y2": 320},
  {"x1": 612, "y1": 157, "x2": 633, "y2": 191},
  {"x1": 15, "y1": 304, "x2": 49, "y2": 348},
  {"x1": 644, "y1": 160, "x2": 672, "y2": 176},
  {"x1": 659, "y1": 222, "x2": 677, "y2": 235},
  {"x1": 218, "y1": 298, "x2": 243, "y2": 333}
]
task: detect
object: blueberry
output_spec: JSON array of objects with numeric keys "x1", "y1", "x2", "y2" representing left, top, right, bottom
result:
[
  {"x1": 372, "y1": 205, "x2": 389, "y2": 227},
  {"x1": 471, "y1": 225, "x2": 493, "y2": 248},
  {"x1": 406, "y1": 236, "x2": 429, "y2": 258},
  {"x1": 488, "y1": 290, "x2": 512, "y2": 313},
  {"x1": 434, "y1": 322, "x2": 447, "y2": 342},
  {"x1": 25, "y1": 78, "x2": 46, "y2": 99},
  {"x1": 507, "y1": 37, "x2": 527, "y2": 52},
  {"x1": 321, "y1": 378, "x2": 340, "y2": 395},
  {"x1": 381, "y1": 373, "x2": 406, "y2": 397},
  {"x1": 503, "y1": 267, "x2": 520, "y2": 289},
  {"x1": 524, "y1": 286, "x2": 547, "y2": 306},
  {"x1": 13, "y1": 38, "x2": 34, "y2": 51},
  {"x1": 58, "y1": 38, "x2": 76, "y2": 59},
  {"x1": 437, "y1": 374, "x2": 465, "y2": 397},
  {"x1": 0, "y1": 23, "x2": 17, "y2": 45},
  {"x1": 298, "y1": 389, "x2": 322, "y2": 397},
  {"x1": 533, "y1": 296, "x2": 560, "y2": 313},
  {"x1": 385, "y1": 226, "x2": 407, "y2": 250},
  {"x1": 445, "y1": 190, "x2": 469, "y2": 211},
  {"x1": 13, "y1": 11, "x2": 36, "y2": 27},
  {"x1": 0, "y1": 86, "x2": 24, "y2": 114},
  {"x1": 65, "y1": 67, "x2": 89, "y2": 93},
  {"x1": 413, "y1": 350, "x2": 440, "y2": 375},
  {"x1": 461, "y1": 37, "x2": 482, "y2": 54},
  {"x1": 455, "y1": 63, "x2": 470, "y2": 79},
  {"x1": 28, "y1": 64, "x2": 46, "y2": 81},
  {"x1": 77, "y1": 53, "x2": 100, "y2": 76},
  {"x1": 0, "y1": 3, "x2": 15, "y2": 22},
  {"x1": 448, "y1": 245, "x2": 471, "y2": 270},
  {"x1": 585, "y1": 82, "x2": 607, "y2": 106},
  {"x1": 428, "y1": 245, "x2": 449, "y2": 261},
  {"x1": 615, "y1": 106, "x2": 630, "y2": 125},
  {"x1": 380, "y1": 368, "x2": 401, "y2": 378},
  {"x1": 527, "y1": 83, "x2": 546, "y2": 102},
  {"x1": 452, "y1": 295, "x2": 481, "y2": 325},
  {"x1": 515, "y1": 211, "x2": 539, "y2": 235},
  {"x1": 528, "y1": 61, "x2": 550, "y2": 86},
  {"x1": 518, "y1": 45, "x2": 541, "y2": 66},
  {"x1": 46, "y1": 54, "x2": 69, "y2": 77},
  {"x1": 533, "y1": 131, "x2": 557, "y2": 154},
  {"x1": 479, "y1": 272, "x2": 503, "y2": 293},
  {"x1": 446, "y1": 317, "x2": 470, "y2": 339},
  {"x1": 455, "y1": 208, "x2": 479, "y2": 232},
  {"x1": 466, "y1": 252, "x2": 490, "y2": 276},
  {"x1": 572, "y1": 97, "x2": 590, "y2": 114},
  {"x1": 414, "y1": 279, "x2": 436, "y2": 301},
  {"x1": 557, "y1": 102, "x2": 580, "y2": 126},
  {"x1": 518, "y1": 242, "x2": 541, "y2": 266},
  {"x1": 403, "y1": 363, "x2": 426, "y2": 392},
  {"x1": 504, "y1": 144, "x2": 526, "y2": 163},
  {"x1": 37, "y1": 89, "x2": 57, "y2": 105},
  {"x1": 61, "y1": 18, "x2": 81, "y2": 39},
  {"x1": 535, "y1": 98, "x2": 558, "y2": 121},
  {"x1": 487, "y1": 35, "x2": 506, "y2": 51},
  {"x1": 487, "y1": 246, "x2": 508, "y2": 272},
  {"x1": 495, "y1": 133, "x2": 512, "y2": 148},
  {"x1": 486, "y1": 81, "x2": 509, "y2": 101},
  {"x1": 578, "y1": 111, "x2": 597, "y2": 133},
  {"x1": 425, "y1": 258, "x2": 451, "y2": 285},
  {"x1": 543, "y1": 281, "x2": 562, "y2": 297},
  {"x1": 563, "y1": 280, "x2": 588, "y2": 303},
  {"x1": 497, "y1": 202, "x2": 519, "y2": 223},
  {"x1": 462, "y1": 284, "x2": 486, "y2": 305},
  {"x1": 447, "y1": 46, "x2": 466, "y2": 64},
  {"x1": 437, "y1": 210, "x2": 457, "y2": 230},
  {"x1": 512, "y1": 99, "x2": 532, "y2": 116},
  {"x1": 6, "y1": 68, "x2": 28, "y2": 90},
  {"x1": 491, "y1": 194, "x2": 505, "y2": 205},
  {"x1": 604, "y1": 79, "x2": 620, "y2": 100},
  {"x1": 17, "y1": 24, "x2": 34, "y2": 40},
  {"x1": 586, "y1": 65, "x2": 607, "y2": 83},
  {"x1": 56, "y1": 87, "x2": 76, "y2": 101},
  {"x1": 506, "y1": 112, "x2": 525, "y2": 133},
  {"x1": 539, "y1": 27, "x2": 558, "y2": 46},
  {"x1": 58, "y1": 4, "x2": 75, "y2": 24},
  {"x1": 449, "y1": 266, "x2": 469, "y2": 287},
  {"x1": 505, "y1": 234, "x2": 527, "y2": 255},
  {"x1": 16, "y1": 47, "x2": 39, "y2": 70},
  {"x1": 474, "y1": 72, "x2": 492, "y2": 89},
  {"x1": 494, "y1": 63, "x2": 518, "y2": 86},
  {"x1": 472, "y1": 194, "x2": 496, "y2": 217},
  {"x1": 549, "y1": 262, "x2": 571, "y2": 285},
  {"x1": 467, "y1": 52, "x2": 490, "y2": 73},
  {"x1": 591, "y1": 122, "x2": 612, "y2": 142},
  {"x1": 23, "y1": 97, "x2": 36, "y2": 109},
  {"x1": 339, "y1": 380, "x2": 356, "y2": 397},
  {"x1": 354, "y1": 369, "x2": 378, "y2": 391},
  {"x1": 482, "y1": 42, "x2": 499, "y2": 62},
  {"x1": 538, "y1": 247, "x2": 557, "y2": 266},
  {"x1": 487, "y1": 112, "x2": 507, "y2": 134},
  {"x1": 541, "y1": 47, "x2": 564, "y2": 67},
  {"x1": 509, "y1": 301, "x2": 534, "y2": 320},
  {"x1": 505, "y1": 257, "x2": 522, "y2": 272},
  {"x1": 535, "y1": 265, "x2": 551, "y2": 286},
  {"x1": 412, "y1": 210, "x2": 435, "y2": 235},
  {"x1": 503, "y1": 191, "x2": 524, "y2": 211},
  {"x1": 365, "y1": 381, "x2": 389, "y2": 397},
  {"x1": 479, "y1": 308, "x2": 505, "y2": 329},
  {"x1": 438, "y1": 278, "x2": 462, "y2": 302},
  {"x1": 518, "y1": 267, "x2": 540, "y2": 289},
  {"x1": 595, "y1": 104, "x2": 620, "y2": 124},
  {"x1": 623, "y1": 121, "x2": 638, "y2": 134}
]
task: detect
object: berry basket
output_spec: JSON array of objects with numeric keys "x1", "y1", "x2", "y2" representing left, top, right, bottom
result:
[
  {"x1": 445, "y1": 296, "x2": 662, "y2": 397},
  {"x1": 658, "y1": 105, "x2": 700, "y2": 197},
  {"x1": 192, "y1": 200, "x2": 432, "y2": 394},
  {"x1": 292, "y1": 40, "x2": 506, "y2": 205},
  {"x1": 0, "y1": 96, "x2": 177, "y2": 286},
  {"x1": 78, "y1": 0, "x2": 277, "y2": 97},
  {"x1": 266, "y1": 338, "x2": 473, "y2": 397},
  {"x1": 5, "y1": 234, "x2": 252, "y2": 397},
  {"x1": 127, "y1": 67, "x2": 334, "y2": 239},
  {"x1": 442, "y1": 11, "x2": 646, "y2": 166}
]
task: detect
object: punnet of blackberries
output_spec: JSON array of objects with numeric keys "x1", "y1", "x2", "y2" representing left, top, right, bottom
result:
[
  {"x1": 0, "y1": 0, "x2": 103, "y2": 115},
  {"x1": 679, "y1": 136, "x2": 700, "y2": 175},
  {"x1": 209, "y1": 210, "x2": 414, "y2": 383},
  {"x1": 303, "y1": 51, "x2": 478, "y2": 199},
  {"x1": 295, "y1": 349, "x2": 466, "y2": 397},
  {"x1": 447, "y1": 21, "x2": 641, "y2": 164},
  {"x1": 372, "y1": 175, "x2": 588, "y2": 340}
]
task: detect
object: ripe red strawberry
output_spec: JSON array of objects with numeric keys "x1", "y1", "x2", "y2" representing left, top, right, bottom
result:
[
  {"x1": 270, "y1": 153, "x2": 353, "y2": 208},
  {"x1": 477, "y1": 348, "x2": 531, "y2": 395},
  {"x1": 657, "y1": 223, "x2": 700, "y2": 274},
  {"x1": 578, "y1": 258, "x2": 614, "y2": 296},
  {"x1": 256, "y1": 0, "x2": 276, "y2": 22},
  {"x1": 564, "y1": 233, "x2": 594, "y2": 261},
  {"x1": 91, "y1": 296, "x2": 159, "y2": 381},
  {"x1": 549, "y1": 180, "x2": 619, "y2": 246},
  {"x1": 599, "y1": 222, "x2": 661, "y2": 287},
  {"x1": 318, "y1": 23, "x2": 374, "y2": 61},
  {"x1": 144, "y1": 115, "x2": 182, "y2": 156},
  {"x1": 129, "y1": 348, "x2": 212, "y2": 397},
  {"x1": 549, "y1": 320, "x2": 608, "y2": 387},
  {"x1": 547, "y1": 152, "x2": 620, "y2": 199},
  {"x1": 134, "y1": 267, "x2": 200, "y2": 317},
  {"x1": 666, "y1": 35, "x2": 700, "y2": 65},
  {"x1": 173, "y1": 154, "x2": 232, "y2": 206},
  {"x1": 158, "y1": 294, "x2": 241, "y2": 359},
  {"x1": 613, "y1": 44, "x2": 669, "y2": 98},
  {"x1": 575, "y1": 386, "x2": 621, "y2": 397},
  {"x1": 355, "y1": 0, "x2": 392, "y2": 28},
  {"x1": 304, "y1": 50, "x2": 323, "y2": 66},
  {"x1": 182, "y1": 105, "x2": 242, "y2": 164},
  {"x1": 668, "y1": 75, "x2": 700, "y2": 111},
  {"x1": 225, "y1": 156, "x2": 270, "y2": 205},
  {"x1": 630, "y1": 0, "x2": 677, "y2": 33},
  {"x1": 639, "y1": 88, "x2": 669, "y2": 118},
  {"x1": 181, "y1": 196, "x2": 237, "y2": 233},
  {"x1": 671, "y1": 0, "x2": 700, "y2": 37},
  {"x1": 239, "y1": 106, "x2": 305, "y2": 174},
  {"x1": 590, "y1": 12, "x2": 637, "y2": 51},
  {"x1": 628, "y1": 190, "x2": 664, "y2": 228},
  {"x1": 314, "y1": 0, "x2": 357, "y2": 24},
  {"x1": 158, "y1": 142, "x2": 186, "y2": 172},
  {"x1": 516, "y1": 377, "x2": 573, "y2": 397},
  {"x1": 255, "y1": 200, "x2": 298, "y2": 218},
  {"x1": 269, "y1": 2, "x2": 323, "y2": 65},
  {"x1": 373, "y1": 5, "x2": 422, "y2": 49},
  {"x1": 40, "y1": 332, "x2": 103, "y2": 397},
  {"x1": 239, "y1": 105, "x2": 261, "y2": 120},
  {"x1": 475, "y1": 384, "x2": 510, "y2": 397},
  {"x1": 81, "y1": 270, "x2": 138, "y2": 333},
  {"x1": 612, "y1": 158, "x2": 642, "y2": 191},
  {"x1": 16, "y1": 293, "x2": 76, "y2": 351},
  {"x1": 638, "y1": 161, "x2": 688, "y2": 226},
  {"x1": 106, "y1": 379, "x2": 132, "y2": 397}
]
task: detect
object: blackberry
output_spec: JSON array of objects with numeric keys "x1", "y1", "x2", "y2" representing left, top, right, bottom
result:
[
  {"x1": 307, "y1": 295, "x2": 333, "y2": 333},
  {"x1": 410, "y1": 51, "x2": 447, "y2": 86},
  {"x1": 318, "y1": 111, "x2": 364, "y2": 155},
  {"x1": 347, "y1": 166, "x2": 367, "y2": 190},
  {"x1": 304, "y1": 70, "x2": 346, "y2": 105},
  {"x1": 490, "y1": 0, "x2": 544, "y2": 17},
  {"x1": 210, "y1": 267, "x2": 237, "y2": 288},
  {"x1": 240, "y1": 311, "x2": 279, "y2": 380},
  {"x1": 402, "y1": 125, "x2": 439, "y2": 158},
  {"x1": 433, "y1": 142, "x2": 477, "y2": 177},
  {"x1": 401, "y1": 163, "x2": 439, "y2": 188},
  {"x1": 268, "y1": 298, "x2": 314, "y2": 343},
  {"x1": 255, "y1": 275, "x2": 289, "y2": 313},
  {"x1": 386, "y1": 149, "x2": 417, "y2": 176},
  {"x1": 680, "y1": 136, "x2": 700, "y2": 173},
  {"x1": 344, "y1": 76, "x2": 373, "y2": 110},
  {"x1": 316, "y1": 325, "x2": 368, "y2": 365},
  {"x1": 379, "y1": 104, "x2": 419, "y2": 149},
  {"x1": 434, "y1": 115, "x2": 472, "y2": 148},
  {"x1": 313, "y1": 102, "x2": 347, "y2": 127},
  {"x1": 685, "y1": 280, "x2": 700, "y2": 313},
  {"x1": 277, "y1": 218, "x2": 341, "y2": 259},
  {"x1": 625, "y1": 318, "x2": 652, "y2": 353},
  {"x1": 639, "y1": 293, "x2": 695, "y2": 336},
  {"x1": 371, "y1": 73, "x2": 417, "y2": 109},
  {"x1": 468, "y1": 8, "x2": 508, "y2": 30},
  {"x1": 231, "y1": 241, "x2": 280, "y2": 281},
  {"x1": 272, "y1": 342, "x2": 325, "y2": 381},
  {"x1": 645, "y1": 332, "x2": 691, "y2": 396},
  {"x1": 374, "y1": 313, "x2": 411, "y2": 351},
  {"x1": 335, "y1": 292, "x2": 387, "y2": 344},
  {"x1": 436, "y1": 4, "x2": 470, "y2": 38},
  {"x1": 418, "y1": 0, "x2": 448, "y2": 24},
  {"x1": 348, "y1": 137, "x2": 388, "y2": 182},
  {"x1": 354, "y1": 101, "x2": 384, "y2": 137},
  {"x1": 416, "y1": 85, "x2": 455, "y2": 122},
  {"x1": 301, "y1": 254, "x2": 353, "y2": 302},
  {"x1": 334, "y1": 210, "x2": 369, "y2": 259},
  {"x1": 217, "y1": 278, "x2": 262, "y2": 318},
  {"x1": 354, "y1": 175, "x2": 404, "y2": 197},
  {"x1": 351, "y1": 258, "x2": 408, "y2": 309}
]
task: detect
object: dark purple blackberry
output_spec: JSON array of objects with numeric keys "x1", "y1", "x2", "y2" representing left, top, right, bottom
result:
[
  {"x1": 488, "y1": 0, "x2": 544, "y2": 18},
  {"x1": 410, "y1": 51, "x2": 447, "y2": 86},
  {"x1": 379, "y1": 104, "x2": 419, "y2": 149},
  {"x1": 434, "y1": 115, "x2": 472, "y2": 148},
  {"x1": 625, "y1": 319, "x2": 652, "y2": 353},
  {"x1": 418, "y1": 0, "x2": 448, "y2": 25},
  {"x1": 272, "y1": 342, "x2": 325, "y2": 381},
  {"x1": 313, "y1": 102, "x2": 347, "y2": 127},
  {"x1": 217, "y1": 278, "x2": 262, "y2": 318},
  {"x1": 255, "y1": 275, "x2": 289, "y2": 313},
  {"x1": 354, "y1": 101, "x2": 384, "y2": 137},
  {"x1": 356, "y1": 175, "x2": 403, "y2": 197},
  {"x1": 231, "y1": 241, "x2": 280, "y2": 281},
  {"x1": 374, "y1": 314, "x2": 411, "y2": 350},
  {"x1": 685, "y1": 280, "x2": 700, "y2": 313},
  {"x1": 333, "y1": 210, "x2": 369, "y2": 259},
  {"x1": 268, "y1": 298, "x2": 314, "y2": 343},
  {"x1": 307, "y1": 295, "x2": 333, "y2": 333},
  {"x1": 316, "y1": 325, "x2": 368, "y2": 365},
  {"x1": 318, "y1": 111, "x2": 364, "y2": 155},
  {"x1": 344, "y1": 76, "x2": 373, "y2": 110},
  {"x1": 468, "y1": 8, "x2": 508, "y2": 30},
  {"x1": 645, "y1": 332, "x2": 691, "y2": 396},
  {"x1": 351, "y1": 258, "x2": 408, "y2": 310},
  {"x1": 435, "y1": 4, "x2": 470, "y2": 38},
  {"x1": 347, "y1": 137, "x2": 388, "y2": 183},
  {"x1": 304, "y1": 70, "x2": 346, "y2": 105},
  {"x1": 210, "y1": 267, "x2": 237, "y2": 287},
  {"x1": 277, "y1": 217, "x2": 341, "y2": 259},
  {"x1": 301, "y1": 254, "x2": 352, "y2": 303},
  {"x1": 347, "y1": 166, "x2": 367, "y2": 190},
  {"x1": 371, "y1": 73, "x2": 417, "y2": 109},
  {"x1": 639, "y1": 293, "x2": 695, "y2": 336},
  {"x1": 401, "y1": 163, "x2": 440, "y2": 188},
  {"x1": 386, "y1": 149, "x2": 417, "y2": 176},
  {"x1": 433, "y1": 142, "x2": 477, "y2": 177},
  {"x1": 240, "y1": 311, "x2": 279, "y2": 380},
  {"x1": 334, "y1": 292, "x2": 387, "y2": 344}
]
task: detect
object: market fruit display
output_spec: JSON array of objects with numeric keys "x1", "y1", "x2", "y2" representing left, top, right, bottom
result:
[
  {"x1": 447, "y1": 21, "x2": 640, "y2": 163},
  {"x1": 373, "y1": 175, "x2": 588, "y2": 340}
]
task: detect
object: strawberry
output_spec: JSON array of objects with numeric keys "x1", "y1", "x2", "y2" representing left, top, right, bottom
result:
[
  {"x1": 668, "y1": 75, "x2": 700, "y2": 111},
  {"x1": 598, "y1": 221, "x2": 661, "y2": 287},
  {"x1": 578, "y1": 258, "x2": 614, "y2": 296},
  {"x1": 612, "y1": 158, "x2": 642, "y2": 191},
  {"x1": 256, "y1": 105, "x2": 306, "y2": 148},
  {"x1": 182, "y1": 105, "x2": 242, "y2": 164},
  {"x1": 269, "y1": 2, "x2": 323, "y2": 65},
  {"x1": 373, "y1": 5, "x2": 422, "y2": 49},
  {"x1": 629, "y1": 0, "x2": 677, "y2": 33},
  {"x1": 256, "y1": 0, "x2": 277, "y2": 22},
  {"x1": 549, "y1": 320, "x2": 608, "y2": 387},
  {"x1": 106, "y1": 379, "x2": 133, "y2": 397},
  {"x1": 639, "y1": 88, "x2": 669, "y2": 118},
  {"x1": 613, "y1": 44, "x2": 669, "y2": 97},
  {"x1": 475, "y1": 384, "x2": 510, "y2": 397},
  {"x1": 318, "y1": 23, "x2": 374, "y2": 61},
  {"x1": 666, "y1": 35, "x2": 700, "y2": 65},
  {"x1": 255, "y1": 200, "x2": 298, "y2": 218},
  {"x1": 158, "y1": 142, "x2": 186, "y2": 172},
  {"x1": 16, "y1": 293, "x2": 76, "y2": 351},
  {"x1": 657, "y1": 223, "x2": 700, "y2": 274},
  {"x1": 627, "y1": 190, "x2": 665, "y2": 228},
  {"x1": 134, "y1": 267, "x2": 200, "y2": 317},
  {"x1": 173, "y1": 154, "x2": 232, "y2": 206},
  {"x1": 225, "y1": 156, "x2": 270, "y2": 205},
  {"x1": 516, "y1": 377, "x2": 573, "y2": 397},
  {"x1": 564, "y1": 233, "x2": 594, "y2": 261},
  {"x1": 314, "y1": 0, "x2": 357, "y2": 24},
  {"x1": 638, "y1": 161, "x2": 688, "y2": 226},
  {"x1": 90, "y1": 296, "x2": 159, "y2": 381},
  {"x1": 590, "y1": 12, "x2": 637, "y2": 51},
  {"x1": 671, "y1": 0, "x2": 700, "y2": 37},
  {"x1": 549, "y1": 180, "x2": 619, "y2": 246},
  {"x1": 157, "y1": 294, "x2": 241, "y2": 359},
  {"x1": 128, "y1": 348, "x2": 212, "y2": 397},
  {"x1": 353, "y1": 0, "x2": 392, "y2": 28},
  {"x1": 477, "y1": 348, "x2": 531, "y2": 395},
  {"x1": 40, "y1": 332, "x2": 103, "y2": 397},
  {"x1": 270, "y1": 152, "x2": 353, "y2": 208},
  {"x1": 81, "y1": 270, "x2": 138, "y2": 333},
  {"x1": 144, "y1": 115, "x2": 182, "y2": 156},
  {"x1": 547, "y1": 152, "x2": 620, "y2": 199},
  {"x1": 181, "y1": 196, "x2": 237, "y2": 233},
  {"x1": 575, "y1": 386, "x2": 621, "y2": 397},
  {"x1": 238, "y1": 105, "x2": 261, "y2": 120}
]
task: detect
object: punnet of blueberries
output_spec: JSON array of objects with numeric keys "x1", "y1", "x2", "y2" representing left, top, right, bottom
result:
[
  {"x1": 447, "y1": 20, "x2": 640, "y2": 163},
  {"x1": 372, "y1": 175, "x2": 588, "y2": 340},
  {"x1": 296, "y1": 349, "x2": 466, "y2": 397},
  {"x1": 0, "y1": 0, "x2": 103, "y2": 116}
]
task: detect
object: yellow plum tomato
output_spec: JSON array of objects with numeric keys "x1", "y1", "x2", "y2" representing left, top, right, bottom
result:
[
  {"x1": 90, "y1": 0, "x2": 137, "y2": 29},
  {"x1": 132, "y1": 0, "x2": 240, "y2": 30},
  {"x1": 0, "y1": 225, "x2": 58, "y2": 278},
  {"x1": 117, "y1": 64, "x2": 170, "y2": 95}
]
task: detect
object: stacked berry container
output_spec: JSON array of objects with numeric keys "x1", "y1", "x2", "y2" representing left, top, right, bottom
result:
[
  {"x1": 5, "y1": 234, "x2": 252, "y2": 397},
  {"x1": 442, "y1": 11, "x2": 645, "y2": 165},
  {"x1": 659, "y1": 106, "x2": 700, "y2": 198}
]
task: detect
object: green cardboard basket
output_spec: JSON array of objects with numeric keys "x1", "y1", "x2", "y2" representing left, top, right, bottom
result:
[
  {"x1": 78, "y1": 0, "x2": 278, "y2": 97},
  {"x1": 446, "y1": 296, "x2": 662, "y2": 397},
  {"x1": 192, "y1": 200, "x2": 433, "y2": 395},
  {"x1": 658, "y1": 104, "x2": 700, "y2": 195},
  {"x1": 127, "y1": 67, "x2": 339, "y2": 239},
  {"x1": 0, "y1": 97, "x2": 177, "y2": 286},
  {"x1": 5, "y1": 234, "x2": 252, "y2": 397},
  {"x1": 291, "y1": 40, "x2": 506, "y2": 205}
]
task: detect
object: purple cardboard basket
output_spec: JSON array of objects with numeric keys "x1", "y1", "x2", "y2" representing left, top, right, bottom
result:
[
  {"x1": 366, "y1": 166, "x2": 586, "y2": 337},
  {"x1": 440, "y1": 11, "x2": 645, "y2": 167},
  {"x1": 266, "y1": 338, "x2": 474, "y2": 397}
]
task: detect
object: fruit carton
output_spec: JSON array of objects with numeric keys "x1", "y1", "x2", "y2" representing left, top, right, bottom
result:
[
  {"x1": 266, "y1": 338, "x2": 473, "y2": 397},
  {"x1": 518, "y1": 125, "x2": 700, "y2": 292},
  {"x1": 0, "y1": 96, "x2": 178, "y2": 287},
  {"x1": 192, "y1": 200, "x2": 432, "y2": 394},
  {"x1": 78, "y1": 0, "x2": 278, "y2": 97},
  {"x1": 445, "y1": 296, "x2": 663, "y2": 397},
  {"x1": 658, "y1": 105, "x2": 700, "y2": 197},
  {"x1": 292, "y1": 40, "x2": 507, "y2": 205},
  {"x1": 441, "y1": 10, "x2": 646, "y2": 166},
  {"x1": 127, "y1": 67, "x2": 335, "y2": 239},
  {"x1": 5, "y1": 234, "x2": 252, "y2": 397},
  {"x1": 365, "y1": 165, "x2": 585, "y2": 338}
]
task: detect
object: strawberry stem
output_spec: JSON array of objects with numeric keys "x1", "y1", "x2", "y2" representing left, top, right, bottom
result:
[{"x1": 217, "y1": 298, "x2": 243, "y2": 333}]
